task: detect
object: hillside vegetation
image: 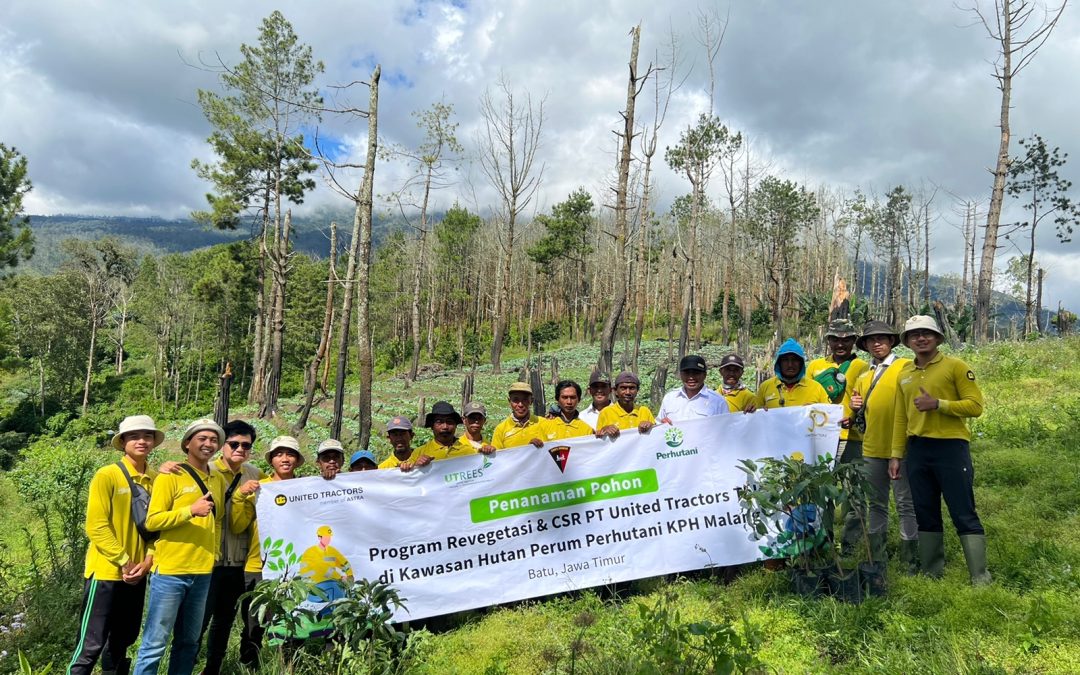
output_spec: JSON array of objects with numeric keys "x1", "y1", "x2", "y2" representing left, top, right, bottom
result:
[{"x1": 1, "y1": 337, "x2": 1078, "y2": 673}]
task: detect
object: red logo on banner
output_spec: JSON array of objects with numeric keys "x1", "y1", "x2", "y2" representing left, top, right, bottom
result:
[{"x1": 549, "y1": 446, "x2": 571, "y2": 473}]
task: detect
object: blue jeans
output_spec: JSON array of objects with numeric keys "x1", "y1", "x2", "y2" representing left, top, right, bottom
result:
[{"x1": 133, "y1": 573, "x2": 212, "y2": 675}]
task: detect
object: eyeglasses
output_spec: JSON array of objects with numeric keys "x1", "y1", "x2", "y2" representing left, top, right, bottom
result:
[{"x1": 226, "y1": 440, "x2": 253, "y2": 452}]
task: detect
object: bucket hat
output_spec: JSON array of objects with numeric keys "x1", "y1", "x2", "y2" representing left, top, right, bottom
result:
[
  {"x1": 424, "y1": 401, "x2": 463, "y2": 428},
  {"x1": 181, "y1": 418, "x2": 225, "y2": 448},
  {"x1": 111, "y1": 415, "x2": 165, "y2": 451},
  {"x1": 856, "y1": 320, "x2": 900, "y2": 351},
  {"x1": 825, "y1": 318, "x2": 859, "y2": 339},
  {"x1": 266, "y1": 435, "x2": 305, "y2": 467},
  {"x1": 900, "y1": 315, "x2": 944, "y2": 344}
]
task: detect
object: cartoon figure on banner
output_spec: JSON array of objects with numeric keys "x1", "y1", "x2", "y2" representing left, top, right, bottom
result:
[{"x1": 299, "y1": 525, "x2": 354, "y2": 611}]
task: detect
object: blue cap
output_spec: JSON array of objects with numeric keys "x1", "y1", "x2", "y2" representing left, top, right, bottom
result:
[{"x1": 350, "y1": 450, "x2": 377, "y2": 468}]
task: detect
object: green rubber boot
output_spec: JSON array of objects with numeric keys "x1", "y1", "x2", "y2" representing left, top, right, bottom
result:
[
  {"x1": 918, "y1": 531, "x2": 945, "y2": 579},
  {"x1": 899, "y1": 539, "x2": 920, "y2": 576},
  {"x1": 959, "y1": 534, "x2": 992, "y2": 586}
]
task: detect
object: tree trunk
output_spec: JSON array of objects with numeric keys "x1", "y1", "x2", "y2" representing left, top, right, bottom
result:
[
  {"x1": 81, "y1": 315, "x2": 98, "y2": 416},
  {"x1": 294, "y1": 222, "x2": 338, "y2": 433},
  {"x1": 1035, "y1": 267, "x2": 1045, "y2": 335},
  {"x1": 491, "y1": 214, "x2": 513, "y2": 374},
  {"x1": 249, "y1": 199, "x2": 271, "y2": 404},
  {"x1": 355, "y1": 65, "x2": 380, "y2": 450},
  {"x1": 260, "y1": 209, "x2": 291, "y2": 418},
  {"x1": 408, "y1": 163, "x2": 435, "y2": 382}
]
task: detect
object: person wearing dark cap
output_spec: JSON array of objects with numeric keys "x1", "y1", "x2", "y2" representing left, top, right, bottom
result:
[
  {"x1": 417, "y1": 401, "x2": 475, "y2": 461},
  {"x1": 135, "y1": 418, "x2": 228, "y2": 675},
  {"x1": 492, "y1": 382, "x2": 543, "y2": 450},
  {"x1": 754, "y1": 339, "x2": 831, "y2": 409},
  {"x1": 349, "y1": 450, "x2": 379, "y2": 472},
  {"x1": 658, "y1": 355, "x2": 727, "y2": 423},
  {"x1": 579, "y1": 370, "x2": 612, "y2": 430},
  {"x1": 315, "y1": 439, "x2": 346, "y2": 480},
  {"x1": 461, "y1": 401, "x2": 497, "y2": 455},
  {"x1": 531, "y1": 380, "x2": 593, "y2": 445},
  {"x1": 596, "y1": 371, "x2": 655, "y2": 438},
  {"x1": 718, "y1": 354, "x2": 755, "y2": 413},
  {"x1": 379, "y1": 416, "x2": 432, "y2": 470},
  {"x1": 850, "y1": 320, "x2": 918, "y2": 573},
  {"x1": 892, "y1": 315, "x2": 989, "y2": 585},
  {"x1": 68, "y1": 415, "x2": 164, "y2": 675}
]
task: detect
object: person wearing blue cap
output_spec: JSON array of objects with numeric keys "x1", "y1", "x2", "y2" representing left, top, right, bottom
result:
[{"x1": 349, "y1": 450, "x2": 378, "y2": 472}]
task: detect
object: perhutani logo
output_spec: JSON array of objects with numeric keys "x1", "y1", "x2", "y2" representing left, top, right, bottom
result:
[
  {"x1": 807, "y1": 409, "x2": 829, "y2": 433},
  {"x1": 664, "y1": 427, "x2": 684, "y2": 448},
  {"x1": 274, "y1": 494, "x2": 287, "y2": 506}
]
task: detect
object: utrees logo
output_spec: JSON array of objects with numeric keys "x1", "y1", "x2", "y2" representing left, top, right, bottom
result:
[
  {"x1": 274, "y1": 494, "x2": 287, "y2": 506},
  {"x1": 664, "y1": 427, "x2": 684, "y2": 448},
  {"x1": 444, "y1": 457, "x2": 493, "y2": 486}
]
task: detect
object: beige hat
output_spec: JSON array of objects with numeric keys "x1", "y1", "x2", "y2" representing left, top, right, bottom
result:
[
  {"x1": 111, "y1": 415, "x2": 165, "y2": 451},
  {"x1": 181, "y1": 418, "x2": 225, "y2": 448},
  {"x1": 900, "y1": 315, "x2": 944, "y2": 344},
  {"x1": 508, "y1": 381, "x2": 533, "y2": 395},
  {"x1": 266, "y1": 435, "x2": 304, "y2": 466},
  {"x1": 317, "y1": 438, "x2": 345, "y2": 458}
]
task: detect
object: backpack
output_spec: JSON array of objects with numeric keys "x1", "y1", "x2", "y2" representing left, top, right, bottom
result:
[
  {"x1": 115, "y1": 461, "x2": 159, "y2": 544},
  {"x1": 813, "y1": 359, "x2": 854, "y2": 403}
]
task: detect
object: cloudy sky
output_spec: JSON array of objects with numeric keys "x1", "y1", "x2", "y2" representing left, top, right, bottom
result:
[{"x1": 3, "y1": 0, "x2": 1079, "y2": 308}]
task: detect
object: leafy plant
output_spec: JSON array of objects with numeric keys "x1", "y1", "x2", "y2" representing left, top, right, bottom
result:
[{"x1": 323, "y1": 579, "x2": 412, "y2": 673}]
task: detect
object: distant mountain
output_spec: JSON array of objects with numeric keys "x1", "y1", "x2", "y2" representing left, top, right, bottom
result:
[{"x1": 24, "y1": 210, "x2": 403, "y2": 274}]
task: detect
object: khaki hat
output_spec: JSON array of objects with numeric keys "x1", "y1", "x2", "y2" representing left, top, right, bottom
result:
[
  {"x1": 111, "y1": 415, "x2": 165, "y2": 451},
  {"x1": 266, "y1": 435, "x2": 304, "y2": 467},
  {"x1": 317, "y1": 438, "x2": 346, "y2": 458},
  {"x1": 900, "y1": 315, "x2": 944, "y2": 344},
  {"x1": 508, "y1": 381, "x2": 533, "y2": 395},
  {"x1": 181, "y1": 418, "x2": 225, "y2": 448}
]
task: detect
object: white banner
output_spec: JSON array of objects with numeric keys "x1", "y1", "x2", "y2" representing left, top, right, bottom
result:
[{"x1": 257, "y1": 405, "x2": 841, "y2": 621}]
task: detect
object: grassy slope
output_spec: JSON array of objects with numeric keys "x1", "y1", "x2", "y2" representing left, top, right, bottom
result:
[{"x1": 400, "y1": 339, "x2": 1080, "y2": 674}]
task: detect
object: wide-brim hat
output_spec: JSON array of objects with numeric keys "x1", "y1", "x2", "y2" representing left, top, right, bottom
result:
[
  {"x1": 424, "y1": 401, "x2": 463, "y2": 428},
  {"x1": 825, "y1": 318, "x2": 859, "y2": 339},
  {"x1": 111, "y1": 415, "x2": 165, "y2": 451},
  {"x1": 266, "y1": 435, "x2": 305, "y2": 467},
  {"x1": 900, "y1": 315, "x2": 945, "y2": 344},
  {"x1": 856, "y1": 320, "x2": 900, "y2": 351},
  {"x1": 181, "y1": 418, "x2": 225, "y2": 448}
]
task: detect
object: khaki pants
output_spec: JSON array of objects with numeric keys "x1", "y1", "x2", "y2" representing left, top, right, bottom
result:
[{"x1": 865, "y1": 457, "x2": 918, "y2": 540}]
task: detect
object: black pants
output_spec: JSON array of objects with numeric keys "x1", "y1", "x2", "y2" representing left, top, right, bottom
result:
[
  {"x1": 200, "y1": 565, "x2": 246, "y2": 675},
  {"x1": 238, "y1": 572, "x2": 265, "y2": 669},
  {"x1": 67, "y1": 575, "x2": 147, "y2": 675},
  {"x1": 905, "y1": 436, "x2": 984, "y2": 535}
]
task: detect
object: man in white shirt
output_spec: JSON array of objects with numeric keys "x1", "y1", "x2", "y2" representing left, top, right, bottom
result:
[
  {"x1": 578, "y1": 370, "x2": 612, "y2": 429},
  {"x1": 658, "y1": 355, "x2": 728, "y2": 423}
]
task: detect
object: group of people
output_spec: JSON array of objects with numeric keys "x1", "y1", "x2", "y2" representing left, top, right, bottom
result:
[{"x1": 68, "y1": 314, "x2": 989, "y2": 675}]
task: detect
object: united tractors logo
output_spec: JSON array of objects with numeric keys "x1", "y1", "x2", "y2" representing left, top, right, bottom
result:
[
  {"x1": 274, "y1": 494, "x2": 287, "y2": 507},
  {"x1": 664, "y1": 427, "x2": 684, "y2": 448}
]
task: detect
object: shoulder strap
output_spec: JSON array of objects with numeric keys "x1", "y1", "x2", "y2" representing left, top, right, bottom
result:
[
  {"x1": 223, "y1": 472, "x2": 243, "y2": 502},
  {"x1": 115, "y1": 461, "x2": 137, "y2": 491},
  {"x1": 862, "y1": 361, "x2": 894, "y2": 404},
  {"x1": 178, "y1": 463, "x2": 216, "y2": 516},
  {"x1": 838, "y1": 358, "x2": 854, "y2": 375}
]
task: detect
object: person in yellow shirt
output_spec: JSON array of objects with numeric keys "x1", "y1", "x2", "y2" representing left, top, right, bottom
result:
[
  {"x1": 531, "y1": 380, "x2": 594, "y2": 445},
  {"x1": 68, "y1": 415, "x2": 163, "y2": 675},
  {"x1": 378, "y1": 416, "x2": 432, "y2": 470},
  {"x1": 891, "y1": 315, "x2": 989, "y2": 585},
  {"x1": 848, "y1": 321, "x2": 918, "y2": 572},
  {"x1": 460, "y1": 401, "x2": 497, "y2": 455},
  {"x1": 231, "y1": 436, "x2": 303, "y2": 669},
  {"x1": 596, "y1": 371, "x2": 656, "y2": 438},
  {"x1": 754, "y1": 339, "x2": 831, "y2": 410},
  {"x1": 199, "y1": 419, "x2": 263, "y2": 675},
  {"x1": 135, "y1": 418, "x2": 227, "y2": 675},
  {"x1": 299, "y1": 525, "x2": 354, "y2": 605},
  {"x1": 717, "y1": 354, "x2": 755, "y2": 413},
  {"x1": 415, "y1": 401, "x2": 475, "y2": 461},
  {"x1": 491, "y1": 382, "x2": 543, "y2": 450}
]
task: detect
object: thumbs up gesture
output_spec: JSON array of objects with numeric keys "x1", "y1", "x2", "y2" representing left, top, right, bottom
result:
[
  {"x1": 190, "y1": 492, "x2": 215, "y2": 517},
  {"x1": 914, "y1": 387, "x2": 939, "y2": 412}
]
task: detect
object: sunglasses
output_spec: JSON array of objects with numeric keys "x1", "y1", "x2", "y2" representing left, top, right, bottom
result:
[{"x1": 226, "y1": 440, "x2": 253, "y2": 451}]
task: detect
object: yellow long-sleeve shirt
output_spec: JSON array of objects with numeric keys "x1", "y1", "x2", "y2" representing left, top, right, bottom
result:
[
  {"x1": 146, "y1": 463, "x2": 227, "y2": 575},
  {"x1": 417, "y1": 436, "x2": 477, "y2": 461},
  {"x1": 82, "y1": 456, "x2": 158, "y2": 580},
  {"x1": 807, "y1": 357, "x2": 869, "y2": 441},
  {"x1": 537, "y1": 415, "x2": 593, "y2": 442},
  {"x1": 596, "y1": 403, "x2": 655, "y2": 431},
  {"x1": 754, "y1": 377, "x2": 831, "y2": 409},
  {"x1": 720, "y1": 387, "x2": 755, "y2": 413},
  {"x1": 232, "y1": 476, "x2": 278, "y2": 574},
  {"x1": 852, "y1": 357, "x2": 911, "y2": 459},
  {"x1": 491, "y1": 414, "x2": 543, "y2": 450},
  {"x1": 891, "y1": 352, "x2": 985, "y2": 458}
]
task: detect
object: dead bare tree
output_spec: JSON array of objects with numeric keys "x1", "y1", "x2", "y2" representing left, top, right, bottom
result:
[
  {"x1": 963, "y1": 0, "x2": 1068, "y2": 341},
  {"x1": 293, "y1": 223, "x2": 338, "y2": 433}
]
